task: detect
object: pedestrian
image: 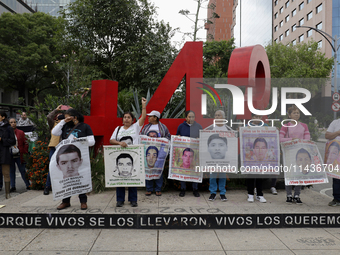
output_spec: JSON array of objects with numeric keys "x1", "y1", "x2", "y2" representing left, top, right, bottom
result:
[
  {"x1": 176, "y1": 110, "x2": 202, "y2": 197},
  {"x1": 280, "y1": 105, "x2": 310, "y2": 205},
  {"x1": 109, "y1": 97, "x2": 147, "y2": 207},
  {"x1": 0, "y1": 111, "x2": 16, "y2": 199},
  {"x1": 17, "y1": 112, "x2": 34, "y2": 126},
  {"x1": 8, "y1": 118, "x2": 30, "y2": 192},
  {"x1": 52, "y1": 109, "x2": 95, "y2": 210},
  {"x1": 141, "y1": 110, "x2": 170, "y2": 196}
]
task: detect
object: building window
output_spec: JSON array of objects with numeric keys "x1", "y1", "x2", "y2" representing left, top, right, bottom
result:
[
  {"x1": 274, "y1": 25, "x2": 278, "y2": 32},
  {"x1": 275, "y1": 0, "x2": 278, "y2": 6},
  {"x1": 316, "y1": 22, "x2": 322, "y2": 30},
  {"x1": 316, "y1": 3, "x2": 322, "y2": 14},
  {"x1": 299, "y1": 34, "x2": 304, "y2": 42},
  {"x1": 280, "y1": 20, "x2": 284, "y2": 27},
  {"x1": 299, "y1": 2, "x2": 304, "y2": 11},
  {"x1": 299, "y1": 18, "x2": 304, "y2": 26},
  {"x1": 285, "y1": 15, "x2": 290, "y2": 22},
  {"x1": 307, "y1": 0, "x2": 312, "y2": 3},
  {"x1": 286, "y1": 1, "x2": 290, "y2": 8},
  {"x1": 279, "y1": 34, "x2": 283, "y2": 41},
  {"x1": 292, "y1": 24, "x2": 296, "y2": 32},
  {"x1": 292, "y1": 39, "x2": 297, "y2": 45},
  {"x1": 280, "y1": 7, "x2": 284, "y2": 14},
  {"x1": 292, "y1": 9, "x2": 296, "y2": 17},
  {"x1": 318, "y1": 40, "x2": 322, "y2": 49},
  {"x1": 274, "y1": 38, "x2": 278, "y2": 43},
  {"x1": 307, "y1": 11, "x2": 313, "y2": 20},
  {"x1": 307, "y1": 29, "x2": 312, "y2": 37},
  {"x1": 275, "y1": 12, "x2": 278, "y2": 19},
  {"x1": 285, "y1": 29, "x2": 290, "y2": 37}
]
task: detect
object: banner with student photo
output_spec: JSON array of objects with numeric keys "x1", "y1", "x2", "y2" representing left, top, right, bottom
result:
[
  {"x1": 140, "y1": 135, "x2": 170, "y2": 180},
  {"x1": 282, "y1": 139, "x2": 328, "y2": 185},
  {"x1": 49, "y1": 137, "x2": 92, "y2": 201},
  {"x1": 324, "y1": 138, "x2": 340, "y2": 180},
  {"x1": 104, "y1": 145, "x2": 145, "y2": 187},
  {"x1": 239, "y1": 127, "x2": 280, "y2": 175},
  {"x1": 199, "y1": 130, "x2": 238, "y2": 174},
  {"x1": 169, "y1": 135, "x2": 202, "y2": 183}
]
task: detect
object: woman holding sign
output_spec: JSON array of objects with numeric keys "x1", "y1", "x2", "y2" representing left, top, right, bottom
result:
[
  {"x1": 110, "y1": 97, "x2": 147, "y2": 207},
  {"x1": 52, "y1": 109, "x2": 95, "y2": 210},
  {"x1": 280, "y1": 105, "x2": 310, "y2": 205}
]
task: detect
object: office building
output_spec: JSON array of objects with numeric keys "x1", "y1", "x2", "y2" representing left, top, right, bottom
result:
[
  {"x1": 26, "y1": 0, "x2": 75, "y2": 16},
  {"x1": 0, "y1": 0, "x2": 35, "y2": 15}
]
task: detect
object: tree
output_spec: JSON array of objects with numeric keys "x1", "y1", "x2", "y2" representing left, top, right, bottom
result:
[
  {"x1": 63, "y1": 0, "x2": 177, "y2": 93},
  {"x1": 203, "y1": 38, "x2": 235, "y2": 78},
  {"x1": 265, "y1": 41, "x2": 334, "y2": 93},
  {"x1": 0, "y1": 12, "x2": 66, "y2": 105}
]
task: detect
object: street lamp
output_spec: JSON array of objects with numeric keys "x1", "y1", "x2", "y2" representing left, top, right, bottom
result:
[{"x1": 297, "y1": 25, "x2": 340, "y2": 119}]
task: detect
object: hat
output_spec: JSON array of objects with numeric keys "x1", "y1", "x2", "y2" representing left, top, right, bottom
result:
[{"x1": 147, "y1": 110, "x2": 161, "y2": 118}]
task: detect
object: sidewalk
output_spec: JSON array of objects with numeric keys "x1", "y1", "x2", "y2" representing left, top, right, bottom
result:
[{"x1": 1, "y1": 189, "x2": 340, "y2": 254}]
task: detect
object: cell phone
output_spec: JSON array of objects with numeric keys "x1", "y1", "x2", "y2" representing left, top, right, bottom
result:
[{"x1": 61, "y1": 105, "x2": 71, "y2": 110}]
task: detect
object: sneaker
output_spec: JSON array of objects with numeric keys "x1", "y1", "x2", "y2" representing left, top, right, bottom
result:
[
  {"x1": 328, "y1": 199, "x2": 340, "y2": 206},
  {"x1": 256, "y1": 196, "x2": 267, "y2": 203},
  {"x1": 10, "y1": 187, "x2": 16, "y2": 192},
  {"x1": 220, "y1": 194, "x2": 227, "y2": 202},
  {"x1": 270, "y1": 187, "x2": 278, "y2": 195},
  {"x1": 131, "y1": 201, "x2": 138, "y2": 207},
  {"x1": 193, "y1": 190, "x2": 200, "y2": 197},
  {"x1": 179, "y1": 189, "x2": 185, "y2": 197},
  {"x1": 247, "y1": 194, "x2": 254, "y2": 203},
  {"x1": 286, "y1": 196, "x2": 293, "y2": 204},
  {"x1": 116, "y1": 201, "x2": 124, "y2": 207},
  {"x1": 43, "y1": 187, "x2": 49, "y2": 195},
  {"x1": 294, "y1": 196, "x2": 303, "y2": 205},
  {"x1": 208, "y1": 193, "x2": 216, "y2": 201}
]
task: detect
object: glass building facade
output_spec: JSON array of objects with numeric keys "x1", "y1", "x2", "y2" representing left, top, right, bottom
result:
[
  {"x1": 27, "y1": 0, "x2": 75, "y2": 16},
  {"x1": 234, "y1": 0, "x2": 272, "y2": 47},
  {"x1": 0, "y1": 0, "x2": 35, "y2": 14}
]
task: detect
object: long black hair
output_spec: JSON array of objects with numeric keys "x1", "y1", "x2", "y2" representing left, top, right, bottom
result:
[{"x1": 65, "y1": 109, "x2": 84, "y2": 122}]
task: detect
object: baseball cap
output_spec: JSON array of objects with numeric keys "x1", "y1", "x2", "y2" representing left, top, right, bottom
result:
[{"x1": 147, "y1": 110, "x2": 161, "y2": 118}]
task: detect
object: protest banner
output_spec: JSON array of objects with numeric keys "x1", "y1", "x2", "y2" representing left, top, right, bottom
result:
[
  {"x1": 324, "y1": 138, "x2": 340, "y2": 180},
  {"x1": 282, "y1": 139, "x2": 328, "y2": 185},
  {"x1": 50, "y1": 137, "x2": 92, "y2": 201},
  {"x1": 168, "y1": 135, "x2": 202, "y2": 183},
  {"x1": 140, "y1": 135, "x2": 170, "y2": 180},
  {"x1": 104, "y1": 145, "x2": 145, "y2": 187},
  {"x1": 239, "y1": 127, "x2": 280, "y2": 174},
  {"x1": 199, "y1": 130, "x2": 238, "y2": 174}
]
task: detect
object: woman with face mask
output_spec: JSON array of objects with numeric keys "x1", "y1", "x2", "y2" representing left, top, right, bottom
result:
[
  {"x1": 279, "y1": 105, "x2": 311, "y2": 205},
  {"x1": 52, "y1": 109, "x2": 95, "y2": 210}
]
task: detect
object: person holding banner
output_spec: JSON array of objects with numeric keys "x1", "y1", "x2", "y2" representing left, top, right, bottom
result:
[
  {"x1": 325, "y1": 118, "x2": 340, "y2": 206},
  {"x1": 52, "y1": 109, "x2": 95, "y2": 210},
  {"x1": 141, "y1": 110, "x2": 170, "y2": 196},
  {"x1": 110, "y1": 97, "x2": 147, "y2": 207},
  {"x1": 279, "y1": 105, "x2": 310, "y2": 204},
  {"x1": 176, "y1": 110, "x2": 202, "y2": 197}
]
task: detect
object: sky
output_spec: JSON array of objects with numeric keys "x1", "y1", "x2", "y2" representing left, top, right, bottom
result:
[{"x1": 150, "y1": 0, "x2": 208, "y2": 47}]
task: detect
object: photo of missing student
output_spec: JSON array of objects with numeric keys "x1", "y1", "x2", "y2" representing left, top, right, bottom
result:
[
  {"x1": 325, "y1": 139, "x2": 340, "y2": 180},
  {"x1": 282, "y1": 139, "x2": 328, "y2": 185},
  {"x1": 50, "y1": 138, "x2": 92, "y2": 201},
  {"x1": 104, "y1": 145, "x2": 145, "y2": 187}
]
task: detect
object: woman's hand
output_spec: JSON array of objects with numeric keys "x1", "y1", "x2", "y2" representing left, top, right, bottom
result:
[
  {"x1": 120, "y1": 141, "x2": 128, "y2": 148},
  {"x1": 64, "y1": 116, "x2": 74, "y2": 123},
  {"x1": 56, "y1": 105, "x2": 62, "y2": 111},
  {"x1": 142, "y1": 97, "x2": 147, "y2": 107}
]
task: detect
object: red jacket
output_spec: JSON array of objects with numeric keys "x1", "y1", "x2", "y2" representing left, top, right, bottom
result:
[{"x1": 14, "y1": 128, "x2": 28, "y2": 163}]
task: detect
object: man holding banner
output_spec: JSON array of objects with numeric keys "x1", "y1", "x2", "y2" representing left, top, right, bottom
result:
[
  {"x1": 141, "y1": 110, "x2": 170, "y2": 197},
  {"x1": 325, "y1": 119, "x2": 340, "y2": 206}
]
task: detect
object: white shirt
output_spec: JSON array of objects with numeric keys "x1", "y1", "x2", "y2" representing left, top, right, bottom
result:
[
  {"x1": 110, "y1": 122, "x2": 142, "y2": 145},
  {"x1": 327, "y1": 119, "x2": 340, "y2": 134}
]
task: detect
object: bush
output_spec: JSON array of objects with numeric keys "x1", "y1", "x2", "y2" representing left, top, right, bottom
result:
[
  {"x1": 25, "y1": 140, "x2": 50, "y2": 190},
  {"x1": 90, "y1": 148, "x2": 105, "y2": 193}
]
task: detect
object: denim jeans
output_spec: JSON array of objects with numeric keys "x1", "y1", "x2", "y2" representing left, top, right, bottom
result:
[
  {"x1": 180, "y1": 181, "x2": 198, "y2": 190},
  {"x1": 62, "y1": 193, "x2": 87, "y2": 204},
  {"x1": 116, "y1": 187, "x2": 137, "y2": 202},
  {"x1": 209, "y1": 173, "x2": 226, "y2": 195},
  {"x1": 146, "y1": 173, "x2": 163, "y2": 192},
  {"x1": 45, "y1": 147, "x2": 56, "y2": 188},
  {"x1": 10, "y1": 157, "x2": 30, "y2": 188},
  {"x1": 333, "y1": 178, "x2": 340, "y2": 201}
]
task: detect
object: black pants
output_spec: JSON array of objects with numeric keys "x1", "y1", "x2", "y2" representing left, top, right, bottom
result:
[
  {"x1": 246, "y1": 178, "x2": 263, "y2": 196},
  {"x1": 62, "y1": 193, "x2": 87, "y2": 204}
]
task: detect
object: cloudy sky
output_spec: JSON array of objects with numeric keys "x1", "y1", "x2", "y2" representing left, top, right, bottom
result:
[{"x1": 151, "y1": 0, "x2": 208, "y2": 47}]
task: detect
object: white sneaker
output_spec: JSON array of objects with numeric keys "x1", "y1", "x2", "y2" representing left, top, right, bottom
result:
[
  {"x1": 256, "y1": 196, "x2": 267, "y2": 203},
  {"x1": 270, "y1": 187, "x2": 278, "y2": 195},
  {"x1": 247, "y1": 194, "x2": 254, "y2": 203}
]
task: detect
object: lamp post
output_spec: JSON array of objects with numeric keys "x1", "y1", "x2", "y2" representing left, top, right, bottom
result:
[{"x1": 297, "y1": 25, "x2": 340, "y2": 119}]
